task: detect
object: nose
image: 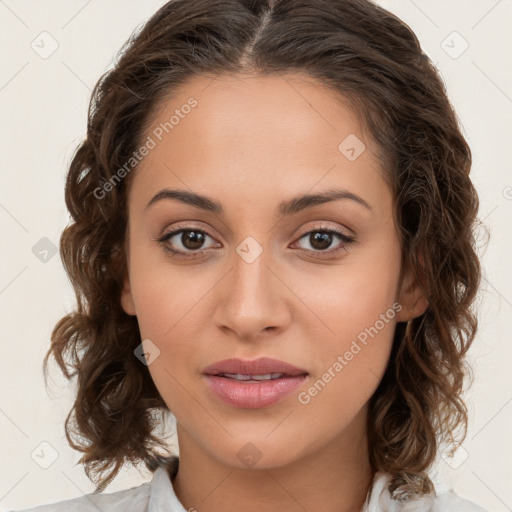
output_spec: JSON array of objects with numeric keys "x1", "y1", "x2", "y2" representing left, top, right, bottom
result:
[{"x1": 212, "y1": 243, "x2": 291, "y2": 341}]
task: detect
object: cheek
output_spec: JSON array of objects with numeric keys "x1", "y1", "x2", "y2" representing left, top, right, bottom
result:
[
  {"x1": 128, "y1": 247, "x2": 215, "y2": 341},
  {"x1": 128, "y1": 255, "x2": 220, "y2": 404},
  {"x1": 295, "y1": 277, "x2": 398, "y2": 426},
  {"x1": 288, "y1": 249, "x2": 401, "y2": 350},
  {"x1": 287, "y1": 247, "x2": 401, "y2": 405}
]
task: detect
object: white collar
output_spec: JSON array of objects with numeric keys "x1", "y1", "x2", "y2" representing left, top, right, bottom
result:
[
  {"x1": 146, "y1": 464, "x2": 483, "y2": 512},
  {"x1": 148, "y1": 466, "x2": 187, "y2": 512},
  {"x1": 363, "y1": 472, "x2": 436, "y2": 512}
]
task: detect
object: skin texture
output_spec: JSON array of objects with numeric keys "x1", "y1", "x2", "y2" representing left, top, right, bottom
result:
[{"x1": 121, "y1": 72, "x2": 428, "y2": 512}]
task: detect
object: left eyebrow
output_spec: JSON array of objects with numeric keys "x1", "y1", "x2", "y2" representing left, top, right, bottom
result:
[
  {"x1": 278, "y1": 188, "x2": 372, "y2": 215},
  {"x1": 144, "y1": 187, "x2": 372, "y2": 215}
]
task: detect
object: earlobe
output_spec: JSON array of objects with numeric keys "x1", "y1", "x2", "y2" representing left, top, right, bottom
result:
[{"x1": 120, "y1": 273, "x2": 137, "y2": 316}]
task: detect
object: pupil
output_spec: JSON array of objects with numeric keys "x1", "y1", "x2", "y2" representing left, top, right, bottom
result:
[
  {"x1": 182, "y1": 230, "x2": 204, "y2": 250},
  {"x1": 311, "y1": 231, "x2": 332, "y2": 250}
]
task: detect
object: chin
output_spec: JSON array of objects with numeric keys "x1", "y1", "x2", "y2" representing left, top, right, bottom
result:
[{"x1": 204, "y1": 435, "x2": 310, "y2": 471}]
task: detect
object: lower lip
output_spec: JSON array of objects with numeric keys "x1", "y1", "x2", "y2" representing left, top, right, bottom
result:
[{"x1": 203, "y1": 374, "x2": 308, "y2": 409}]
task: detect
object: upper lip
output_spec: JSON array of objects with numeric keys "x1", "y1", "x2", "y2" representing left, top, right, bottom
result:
[{"x1": 202, "y1": 357, "x2": 308, "y2": 377}]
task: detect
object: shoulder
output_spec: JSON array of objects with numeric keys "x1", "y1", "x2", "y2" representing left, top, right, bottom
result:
[
  {"x1": 4, "y1": 459, "x2": 184, "y2": 512},
  {"x1": 3, "y1": 478, "x2": 152, "y2": 512},
  {"x1": 429, "y1": 470, "x2": 489, "y2": 512},
  {"x1": 431, "y1": 489, "x2": 489, "y2": 512},
  {"x1": 365, "y1": 471, "x2": 489, "y2": 512}
]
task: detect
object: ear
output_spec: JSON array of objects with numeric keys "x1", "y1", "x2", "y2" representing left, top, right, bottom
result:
[
  {"x1": 395, "y1": 261, "x2": 429, "y2": 322},
  {"x1": 120, "y1": 269, "x2": 137, "y2": 316}
]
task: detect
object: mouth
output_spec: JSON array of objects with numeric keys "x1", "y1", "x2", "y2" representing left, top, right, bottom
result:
[
  {"x1": 202, "y1": 357, "x2": 309, "y2": 378},
  {"x1": 213, "y1": 372, "x2": 300, "y2": 381},
  {"x1": 202, "y1": 357, "x2": 309, "y2": 409}
]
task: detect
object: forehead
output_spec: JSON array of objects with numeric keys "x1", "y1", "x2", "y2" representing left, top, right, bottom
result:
[
  {"x1": 146, "y1": 71, "x2": 366, "y2": 150},
  {"x1": 129, "y1": 72, "x2": 388, "y2": 216}
]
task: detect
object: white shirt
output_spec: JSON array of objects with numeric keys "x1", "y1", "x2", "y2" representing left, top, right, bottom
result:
[{"x1": 5, "y1": 463, "x2": 488, "y2": 512}]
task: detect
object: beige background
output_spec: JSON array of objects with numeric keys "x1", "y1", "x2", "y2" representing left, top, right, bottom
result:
[{"x1": 0, "y1": 0, "x2": 511, "y2": 510}]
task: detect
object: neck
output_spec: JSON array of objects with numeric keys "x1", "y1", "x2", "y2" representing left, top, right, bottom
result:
[{"x1": 171, "y1": 409, "x2": 374, "y2": 512}]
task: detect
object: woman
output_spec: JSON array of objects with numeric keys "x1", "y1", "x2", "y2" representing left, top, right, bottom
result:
[{"x1": 9, "y1": 0, "x2": 487, "y2": 510}]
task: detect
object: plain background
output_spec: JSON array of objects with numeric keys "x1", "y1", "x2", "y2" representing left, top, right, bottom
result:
[{"x1": 0, "y1": 0, "x2": 511, "y2": 510}]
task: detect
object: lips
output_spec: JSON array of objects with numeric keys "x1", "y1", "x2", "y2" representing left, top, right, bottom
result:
[
  {"x1": 202, "y1": 357, "x2": 309, "y2": 408},
  {"x1": 202, "y1": 357, "x2": 309, "y2": 378}
]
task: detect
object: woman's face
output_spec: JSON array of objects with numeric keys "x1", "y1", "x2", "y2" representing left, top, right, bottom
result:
[{"x1": 121, "y1": 72, "x2": 425, "y2": 470}]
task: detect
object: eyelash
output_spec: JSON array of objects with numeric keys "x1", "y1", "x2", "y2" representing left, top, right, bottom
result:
[{"x1": 155, "y1": 224, "x2": 355, "y2": 260}]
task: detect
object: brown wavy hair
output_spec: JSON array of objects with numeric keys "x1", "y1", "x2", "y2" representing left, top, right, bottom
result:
[{"x1": 44, "y1": 0, "x2": 482, "y2": 499}]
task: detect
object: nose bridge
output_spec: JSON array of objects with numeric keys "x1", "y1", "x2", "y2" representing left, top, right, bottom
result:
[
  {"x1": 213, "y1": 234, "x2": 287, "y2": 336},
  {"x1": 230, "y1": 235, "x2": 274, "y2": 310}
]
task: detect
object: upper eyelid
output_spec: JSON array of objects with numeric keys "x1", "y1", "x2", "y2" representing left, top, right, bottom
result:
[
  {"x1": 160, "y1": 221, "x2": 351, "y2": 238},
  {"x1": 159, "y1": 226, "x2": 219, "y2": 246}
]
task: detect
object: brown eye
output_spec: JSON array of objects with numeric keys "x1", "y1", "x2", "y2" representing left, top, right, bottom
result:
[
  {"x1": 296, "y1": 228, "x2": 353, "y2": 253},
  {"x1": 158, "y1": 228, "x2": 218, "y2": 256},
  {"x1": 308, "y1": 231, "x2": 334, "y2": 251},
  {"x1": 179, "y1": 230, "x2": 207, "y2": 250}
]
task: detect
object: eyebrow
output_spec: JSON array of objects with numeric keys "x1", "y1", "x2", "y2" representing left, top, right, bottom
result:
[{"x1": 145, "y1": 187, "x2": 372, "y2": 215}]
